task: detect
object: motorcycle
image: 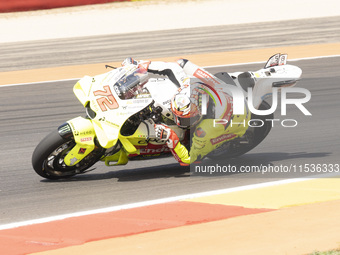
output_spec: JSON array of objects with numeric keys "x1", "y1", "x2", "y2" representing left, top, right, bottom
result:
[{"x1": 32, "y1": 54, "x2": 302, "y2": 179}]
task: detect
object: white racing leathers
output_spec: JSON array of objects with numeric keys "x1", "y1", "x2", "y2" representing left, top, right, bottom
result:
[{"x1": 143, "y1": 59, "x2": 249, "y2": 165}]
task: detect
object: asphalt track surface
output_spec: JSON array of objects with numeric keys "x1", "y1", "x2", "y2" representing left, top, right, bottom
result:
[
  {"x1": 1, "y1": 16, "x2": 340, "y2": 72},
  {"x1": 1, "y1": 57, "x2": 340, "y2": 226},
  {"x1": 0, "y1": 17, "x2": 340, "y2": 226}
]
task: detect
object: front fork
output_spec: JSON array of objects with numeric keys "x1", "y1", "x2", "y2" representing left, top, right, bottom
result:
[{"x1": 58, "y1": 117, "x2": 96, "y2": 166}]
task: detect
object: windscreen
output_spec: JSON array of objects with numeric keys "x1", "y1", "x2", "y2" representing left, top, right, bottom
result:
[{"x1": 113, "y1": 67, "x2": 149, "y2": 100}]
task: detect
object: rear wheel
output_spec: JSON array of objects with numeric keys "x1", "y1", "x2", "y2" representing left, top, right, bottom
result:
[{"x1": 32, "y1": 129, "x2": 104, "y2": 179}]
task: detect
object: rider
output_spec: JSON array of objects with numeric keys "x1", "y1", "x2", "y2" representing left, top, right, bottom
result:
[{"x1": 121, "y1": 57, "x2": 250, "y2": 165}]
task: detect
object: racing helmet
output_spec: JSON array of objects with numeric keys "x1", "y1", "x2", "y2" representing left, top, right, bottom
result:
[{"x1": 171, "y1": 86, "x2": 205, "y2": 128}]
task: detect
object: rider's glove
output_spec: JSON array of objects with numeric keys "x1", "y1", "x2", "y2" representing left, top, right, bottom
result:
[{"x1": 154, "y1": 124, "x2": 179, "y2": 149}]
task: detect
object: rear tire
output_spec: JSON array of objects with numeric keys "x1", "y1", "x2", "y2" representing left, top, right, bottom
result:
[{"x1": 32, "y1": 129, "x2": 103, "y2": 180}]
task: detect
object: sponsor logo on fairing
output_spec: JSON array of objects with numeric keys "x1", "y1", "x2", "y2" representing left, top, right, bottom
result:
[
  {"x1": 78, "y1": 148, "x2": 87, "y2": 154},
  {"x1": 210, "y1": 133, "x2": 237, "y2": 145},
  {"x1": 80, "y1": 137, "x2": 92, "y2": 142}
]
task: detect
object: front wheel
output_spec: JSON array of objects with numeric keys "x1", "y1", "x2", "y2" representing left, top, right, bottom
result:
[{"x1": 32, "y1": 129, "x2": 104, "y2": 180}]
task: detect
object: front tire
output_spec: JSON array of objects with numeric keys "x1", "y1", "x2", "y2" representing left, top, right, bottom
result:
[{"x1": 32, "y1": 129, "x2": 103, "y2": 179}]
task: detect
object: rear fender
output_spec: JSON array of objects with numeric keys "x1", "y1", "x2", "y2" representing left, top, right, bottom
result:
[{"x1": 61, "y1": 117, "x2": 96, "y2": 166}]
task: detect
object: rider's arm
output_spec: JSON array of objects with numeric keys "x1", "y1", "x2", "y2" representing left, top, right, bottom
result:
[
  {"x1": 147, "y1": 61, "x2": 190, "y2": 87},
  {"x1": 123, "y1": 57, "x2": 189, "y2": 87},
  {"x1": 154, "y1": 124, "x2": 191, "y2": 165}
]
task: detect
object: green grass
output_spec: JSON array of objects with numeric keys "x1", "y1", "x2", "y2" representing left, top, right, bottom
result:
[{"x1": 309, "y1": 249, "x2": 340, "y2": 255}]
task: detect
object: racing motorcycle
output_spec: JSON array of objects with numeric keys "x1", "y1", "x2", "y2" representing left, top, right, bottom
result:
[{"x1": 32, "y1": 54, "x2": 302, "y2": 179}]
